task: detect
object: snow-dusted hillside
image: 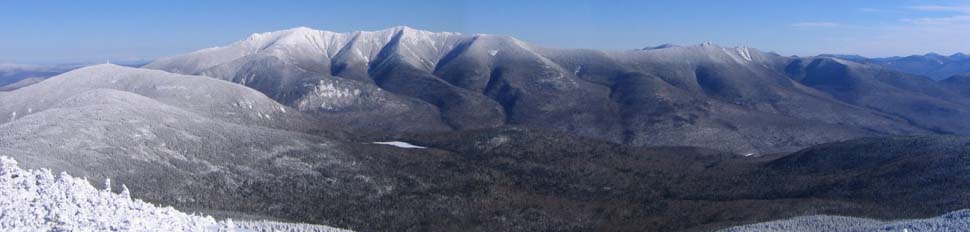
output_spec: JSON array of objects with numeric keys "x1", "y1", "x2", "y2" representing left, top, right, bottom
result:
[
  {"x1": 0, "y1": 63, "x2": 77, "y2": 90},
  {"x1": 719, "y1": 210, "x2": 970, "y2": 232},
  {"x1": 0, "y1": 64, "x2": 322, "y2": 131},
  {"x1": 0, "y1": 156, "x2": 349, "y2": 232}
]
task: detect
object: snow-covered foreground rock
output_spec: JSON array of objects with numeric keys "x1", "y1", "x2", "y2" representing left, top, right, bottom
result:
[
  {"x1": 0, "y1": 156, "x2": 349, "y2": 232},
  {"x1": 720, "y1": 210, "x2": 970, "y2": 232}
]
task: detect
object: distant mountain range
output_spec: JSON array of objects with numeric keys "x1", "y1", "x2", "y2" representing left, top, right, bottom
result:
[
  {"x1": 820, "y1": 53, "x2": 970, "y2": 80},
  {"x1": 0, "y1": 63, "x2": 81, "y2": 91},
  {"x1": 0, "y1": 60, "x2": 151, "y2": 91}
]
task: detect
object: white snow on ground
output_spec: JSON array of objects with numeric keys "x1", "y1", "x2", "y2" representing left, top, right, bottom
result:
[
  {"x1": 0, "y1": 156, "x2": 350, "y2": 232},
  {"x1": 372, "y1": 141, "x2": 427, "y2": 149},
  {"x1": 309, "y1": 81, "x2": 361, "y2": 110},
  {"x1": 488, "y1": 50, "x2": 499, "y2": 56},
  {"x1": 719, "y1": 209, "x2": 970, "y2": 232},
  {"x1": 736, "y1": 47, "x2": 753, "y2": 62}
]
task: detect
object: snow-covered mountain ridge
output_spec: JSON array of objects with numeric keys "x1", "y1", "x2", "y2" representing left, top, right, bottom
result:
[
  {"x1": 145, "y1": 26, "x2": 970, "y2": 154},
  {"x1": 0, "y1": 155, "x2": 349, "y2": 232},
  {"x1": 149, "y1": 26, "x2": 765, "y2": 75},
  {"x1": 147, "y1": 26, "x2": 470, "y2": 75}
]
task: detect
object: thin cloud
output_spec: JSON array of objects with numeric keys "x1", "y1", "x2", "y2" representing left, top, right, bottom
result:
[
  {"x1": 902, "y1": 15, "x2": 970, "y2": 25},
  {"x1": 843, "y1": 6, "x2": 970, "y2": 56},
  {"x1": 908, "y1": 5, "x2": 970, "y2": 13},
  {"x1": 790, "y1": 22, "x2": 841, "y2": 28},
  {"x1": 860, "y1": 8, "x2": 896, "y2": 13},
  {"x1": 902, "y1": 4, "x2": 970, "y2": 25}
]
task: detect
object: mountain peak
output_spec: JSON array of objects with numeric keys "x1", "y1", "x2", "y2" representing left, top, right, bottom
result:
[
  {"x1": 950, "y1": 52, "x2": 970, "y2": 60},
  {"x1": 923, "y1": 52, "x2": 946, "y2": 59},
  {"x1": 277, "y1": 26, "x2": 316, "y2": 33},
  {"x1": 244, "y1": 27, "x2": 333, "y2": 44},
  {"x1": 818, "y1": 54, "x2": 869, "y2": 61},
  {"x1": 387, "y1": 25, "x2": 414, "y2": 32},
  {"x1": 79, "y1": 63, "x2": 126, "y2": 70}
]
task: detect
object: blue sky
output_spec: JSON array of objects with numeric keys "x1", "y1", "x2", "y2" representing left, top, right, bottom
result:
[{"x1": 2, "y1": 0, "x2": 969, "y2": 63}]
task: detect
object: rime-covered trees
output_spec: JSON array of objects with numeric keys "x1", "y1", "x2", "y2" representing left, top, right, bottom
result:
[{"x1": 0, "y1": 156, "x2": 349, "y2": 232}]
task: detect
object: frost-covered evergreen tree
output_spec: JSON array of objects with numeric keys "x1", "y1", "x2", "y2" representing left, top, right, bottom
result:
[
  {"x1": 719, "y1": 210, "x2": 970, "y2": 232},
  {"x1": 121, "y1": 184, "x2": 131, "y2": 200},
  {"x1": 0, "y1": 156, "x2": 350, "y2": 232}
]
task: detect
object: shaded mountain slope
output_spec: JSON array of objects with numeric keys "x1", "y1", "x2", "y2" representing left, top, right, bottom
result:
[
  {"x1": 763, "y1": 136, "x2": 970, "y2": 213},
  {"x1": 823, "y1": 53, "x2": 970, "y2": 80},
  {"x1": 0, "y1": 77, "x2": 44, "y2": 91},
  {"x1": 786, "y1": 58, "x2": 970, "y2": 134},
  {"x1": 942, "y1": 72, "x2": 970, "y2": 97}
]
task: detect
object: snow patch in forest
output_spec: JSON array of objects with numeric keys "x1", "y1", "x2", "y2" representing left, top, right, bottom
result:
[
  {"x1": 372, "y1": 141, "x2": 427, "y2": 149},
  {"x1": 307, "y1": 81, "x2": 362, "y2": 110}
]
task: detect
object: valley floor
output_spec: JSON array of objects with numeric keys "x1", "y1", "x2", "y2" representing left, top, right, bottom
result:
[{"x1": 4, "y1": 148, "x2": 970, "y2": 232}]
